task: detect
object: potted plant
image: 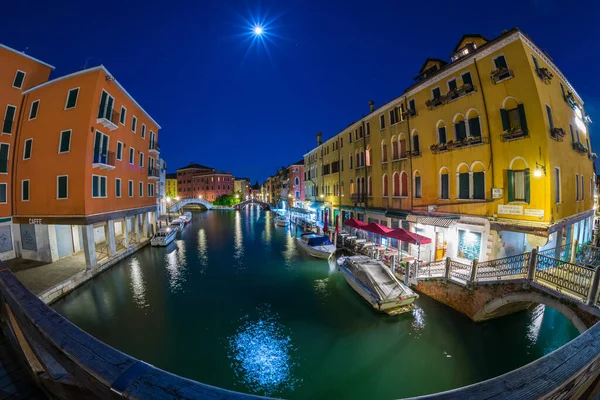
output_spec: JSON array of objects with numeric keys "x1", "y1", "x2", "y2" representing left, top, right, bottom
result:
[
  {"x1": 446, "y1": 140, "x2": 455, "y2": 150},
  {"x1": 430, "y1": 143, "x2": 439, "y2": 152}
]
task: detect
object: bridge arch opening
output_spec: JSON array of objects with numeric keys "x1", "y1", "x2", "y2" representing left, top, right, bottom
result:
[{"x1": 472, "y1": 292, "x2": 587, "y2": 334}]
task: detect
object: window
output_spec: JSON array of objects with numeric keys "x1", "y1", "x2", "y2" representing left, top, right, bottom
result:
[
  {"x1": 129, "y1": 147, "x2": 134, "y2": 164},
  {"x1": 0, "y1": 144, "x2": 9, "y2": 173},
  {"x1": 531, "y1": 54, "x2": 540, "y2": 72},
  {"x1": 432, "y1": 87, "x2": 441, "y2": 99},
  {"x1": 500, "y1": 104, "x2": 528, "y2": 134},
  {"x1": 409, "y1": 99, "x2": 416, "y2": 113},
  {"x1": 139, "y1": 152, "x2": 144, "y2": 167},
  {"x1": 546, "y1": 105, "x2": 554, "y2": 131},
  {"x1": 65, "y1": 88, "x2": 79, "y2": 109},
  {"x1": 440, "y1": 172, "x2": 449, "y2": 199},
  {"x1": 0, "y1": 184, "x2": 6, "y2": 203},
  {"x1": 116, "y1": 178, "x2": 122, "y2": 198},
  {"x1": 116, "y1": 141, "x2": 123, "y2": 160},
  {"x1": 57, "y1": 176, "x2": 68, "y2": 199},
  {"x1": 575, "y1": 174, "x2": 579, "y2": 201},
  {"x1": 92, "y1": 175, "x2": 107, "y2": 198},
  {"x1": 139, "y1": 182, "x2": 143, "y2": 197},
  {"x1": 569, "y1": 124, "x2": 575, "y2": 144},
  {"x1": 379, "y1": 114, "x2": 386, "y2": 129},
  {"x1": 59, "y1": 130, "x2": 71, "y2": 153},
  {"x1": 412, "y1": 134, "x2": 420, "y2": 154},
  {"x1": 414, "y1": 174, "x2": 422, "y2": 198},
  {"x1": 454, "y1": 120, "x2": 466, "y2": 141},
  {"x1": 2, "y1": 105, "x2": 17, "y2": 133},
  {"x1": 22, "y1": 138, "x2": 33, "y2": 160},
  {"x1": 393, "y1": 173, "x2": 400, "y2": 197},
  {"x1": 29, "y1": 100, "x2": 39, "y2": 120},
  {"x1": 494, "y1": 55, "x2": 508, "y2": 69},
  {"x1": 438, "y1": 126, "x2": 447, "y2": 144},
  {"x1": 508, "y1": 169, "x2": 530, "y2": 203},
  {"x1": 141, "y1": 124, "x2": 146, "y2": 139},
  {"x1": 458, "y1": 172, "x2": 469, "y2": 199},
  {"x1": 12, "y1": 70, "x2": 25, "y2": 89},
  {"x1": 462, "y1": 72, "x2": 473, "y2": 88},
  {"x1": 132, "y1": 116, "x2": 137, "y2": 133},
  {"x1": 21, "y1": 180, "x2": 30, "y2": 201},
  {"x1": 295, "y1": 177, "x2": 299, "y2": 185},
  {"x1": 366, "y1": 122, "x2": 370, "y2": 136},
  {"x1": 295, "y1": 191, "x2": 300, "y2": 199},
  {"x1": 492, "y1": 55, "x2": 511, "y2": 81},
  {"x1": 468, "y1": 115, "x2": 481, "y2": 137},
  {"x1": 473, "y1": 172, "x2": 485, "y2": 199},
  {"x1": 148, "y1": 183, "x2": 155, "y2": 197},
  {"x1": 381, "y1": 141, "x2": 388, "y2": 163},
  {"x1": 555, "y1": 168, "x2": 561, "y2": 203},
  {"x1": 581, "y1": 175, "x2": 584, "y2": 201},
  {"x1": 389, "y1": 107, "x2": 400, "y2": 125},
  {"x1": 98, "y1": 90, "x2": 115, "y2": 120},
  {"x1": 447, "y1": 79, "x2": 458, "y2": 100},
  {"x1": 382, "y1": 174, "x2": 388, "y2": 197},
  {"x1": 128, "y1": 180, "x2": 134, "y2": 197},
  {"x1": 120, "y1": 106, "x2": 126, "y2": 125}
]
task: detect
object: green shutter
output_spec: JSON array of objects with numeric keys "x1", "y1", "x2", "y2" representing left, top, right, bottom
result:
[
  {"x1": 459, "y1": 173, "x2": 470, "y2": 199},
  {"x1": 116, "y1": 180, "x2": 121, "y2": 197},
  {"x1": 546, "y1": 105, "x2": 554, "y2": 130},
  {"x1": 532, "y1": 55, "x2": 539, "y2": 72},
  {"x1": 448, "y1": 79, "x2": 457, "y2": 91},
  {"x1": 30, "y1": 101, "x2": 39, "y2": 119},
  {"x1": 98, "y1": 92, "x2": 107, "y2": 118},
  {"x1": 500, "y1": 109, "x2": 510, "y2": 131},
  {"x1": 518, "y1": 104, "x2": 528, "y2": 133},
  {"x1": 473, "y1": 172, "x2": 484, "y2": 199},
  {"x1": 462, "y1": 72, "x2": 473, "y2": 86},
  {"x1": 524, "y1": 168, "x2": 531, "y2": 204},
  {"x1": 92, "y1": 176, "x2": 99, "y2": 197},
  {"x1": 67, "y1": 89, "x2": 78, "y2": 109},
  {"x1": 2, "y1": 106, "x2": 15, "y2": 133},
  {"x1": 100, "y1": 177, "x2": 106, "y2": 197},
  {"x1": 0, "y1": 185, "x2": 6, "y2": 203},
  {"x1": 507, "y1": 170, "x2": 514, "y2": 202},
  {"x1": 58, "y1": 177, "x2": 67, "y2": 199},
  {"x1": 469, "y1": 117, "x2": 481, "y2": 137},
  {"x1": 439, "y1": 127, "x2": 446, "y2": 143},
  {"x1": 101, "y1": 135, "x2": 108, "y2": 158},
  {"x1": 495, "y1": 56, "x2": 507, "y2": 69},
  {"x1": 456, "y1": 121, "x2": 466, "y2": 141},
  {"x1": 441, "y1": 174, "x2": 449, "y2": 199},
  {"x1": 23, "y1": 181, "x2": 29, "y2": 200},
  {"x1": 570, "y1": 125, "x2": 575, "y2": 143},
  {"x1": 60, "y1": 131, "x2": 70, "y2": 153},
  {"x1": 0, "y1": 144, "x2": 8, "y2": 173},
  {"x1": 13, "y1": 71, "x2": 25, "y2": 88},
  {"x1": 24, "y1": 140, "x2": 32, "y2": 159}
]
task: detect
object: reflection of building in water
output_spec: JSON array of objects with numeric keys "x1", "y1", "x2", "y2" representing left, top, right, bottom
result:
[
  {"x1": 282, "y1": 231, "x2": 296, "y2": 268},
  {"x1": 262, "y1": 212, "x2": 272, "y2": 245},
  {"x1": 234, "y1": 211, "x2": 244, "y2": 261},
  {"x1": 197, "y1": 228, "x2": 208, "y2": 271},
  {"x1": 129, "y1": 259, "x2": 148, "y2": 310},
  {"x1": 165, "y1": 243, "x2": 187, "y2": 292}
]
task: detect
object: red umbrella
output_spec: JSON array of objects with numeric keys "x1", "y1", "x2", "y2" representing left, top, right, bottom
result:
[
  {"x1": 323, "y1": 209, "x2": 329, "y2": 232},
  {"x1": 364, "y1": 222, "x2": 393, "y2": 235},
  {"x1": 335, "y1": 215, "x2": 339, "y2": 236},
  {"x1": 345, "y1": 218, "x2": 368, "y2": 229},
  {"x1": 387, "y1": 228, "x2": 432, "y2": 245}
]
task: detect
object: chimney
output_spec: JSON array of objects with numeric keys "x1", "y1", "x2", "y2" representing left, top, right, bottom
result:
[
  {"x1": 369, "y1": 100, "x2": 375, "y2": 113},
  {"x1": 317, "y1": 131, "x2": 322, "y2": 146}
]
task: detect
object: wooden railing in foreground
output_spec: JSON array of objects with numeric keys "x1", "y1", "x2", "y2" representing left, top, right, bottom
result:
[{"x1": 1, "y1": 266, "x2": 600, "y2": 399}]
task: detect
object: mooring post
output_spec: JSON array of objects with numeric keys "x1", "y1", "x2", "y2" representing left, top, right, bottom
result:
[
  {"x1": 587, "y1": 267, "x2": 600, "y2": 306},
  {"x1": 527, "y1": 248, "x2": 538, "y2": 283},
  {"x1": 444, "y1": 257, "x2": 451, "y2": 280},
  {"x1": 469, "y1": 259, "x2": 479, "y2": 287}
]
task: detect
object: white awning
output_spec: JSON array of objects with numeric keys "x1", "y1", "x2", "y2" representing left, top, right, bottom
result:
[{"x1": 407, "y1": 215, "x2": 457, "y2": 228}]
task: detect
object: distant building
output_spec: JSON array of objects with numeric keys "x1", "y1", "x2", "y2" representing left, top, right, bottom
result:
[
  {"x1": 165, "y1": 173, "x2": 178, "y2": 199},
  {"x1": 158, "y1": 158, "x2": 167, "y2": 216},
  {"x1": 177, "y1": 163, "x2": 233, "y2": 202},
  {"x1": 234, "y1": 177, "x2": 250, "y2": 198},
  {"x1": 287, "y1": 160, "x2": 305, "y2": 205}
]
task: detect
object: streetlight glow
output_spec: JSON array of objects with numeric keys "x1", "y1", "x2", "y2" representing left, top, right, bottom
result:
[{"x1": 253, "y1": 25, "x2": 263, "y2": 36}]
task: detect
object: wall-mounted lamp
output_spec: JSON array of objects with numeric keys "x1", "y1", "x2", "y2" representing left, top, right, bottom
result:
[{"x1": 534, "y1": 162, "x2": 546, "y2": 177}]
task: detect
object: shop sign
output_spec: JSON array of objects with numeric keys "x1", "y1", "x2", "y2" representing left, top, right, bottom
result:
[
  {"x1": 492, "y1": 188, "x2": 503, "y2": 199},
  {"x1": 525, "y1": 209, "x2": 544, "y2": 218},
  {"x1": 498, "y1": 204, "x2": 523, "y2": 215}
]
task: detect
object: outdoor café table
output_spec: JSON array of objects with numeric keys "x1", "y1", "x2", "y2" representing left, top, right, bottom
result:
[
  {"x1": 362, "y1": 242, "x2": 375, "y2": 248},
  {"x1": 355, "y1": 239, "x2": 367, "y2": 244},
  {"x1": 347, "y1": 236, "x2": 357, "y2": 240}
]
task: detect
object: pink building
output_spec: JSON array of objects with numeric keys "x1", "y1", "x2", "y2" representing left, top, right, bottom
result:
[{"x1": 287, "y1": 160, "x2": 305, "y2": 205}]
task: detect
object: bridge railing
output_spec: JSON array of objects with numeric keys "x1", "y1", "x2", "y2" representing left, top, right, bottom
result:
[
  {"x1": 535, "y1": 254, "x2": 595, "y2": 302},
  {"x1": 417, "y1": 259, "x2": 446, "y2": 278},
  {"x1": 539, "y1": 244, "x2": 572, "y2": 261},
  {"x1": 449, "y1": 259, "x2": 472, "y2": 283},
  {"x1": 475, "y1": 252, "x2": 530, "y2": 281}
]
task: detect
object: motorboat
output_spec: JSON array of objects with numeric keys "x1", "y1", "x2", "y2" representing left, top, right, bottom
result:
[
  {"x1": 337, "y1": 255, "x2": 418, "y2": 315},
  {"x1": 170, "y1": 218, "x2": 184, "y2": 232},
  {"x1": 179, "y1": 211, "x2": 192, "y2": 225},
  {"x1": 151, "y1": 227, "x2": 177, "y2": 246},
  {"x1": 296, "y1": 234, "x2": 336, "y2": 259},
  {"x1": 274, "y1": 216, "x2": 289, "y2": 227}
]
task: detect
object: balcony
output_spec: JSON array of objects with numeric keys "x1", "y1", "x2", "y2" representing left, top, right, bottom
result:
[
  {"x1": 572, "y1": 142, "x2": 589, "y2": 155},
  {"x1": 537, "y1": 68, "x2": 553, "y2": 84},
  {"x1": 425, "y1": 96, "x2": 445, "y2": 110},
  {"x1": 501, "y1": 128, "x2": 528, "y2": 142},
  {"x1": 92, "y1": 151, "x2": 116, "y2": 170},
  {"x1": 491, "y1": 67, "x2": 514, "y2": 84},
  {"x1": 430, "y1": 136, "x2": 488, "y2": 154},
  {"x1": 408, "y1": 150, "x2": 421, "y2": 158},
  {"x1": 402, "y1": 108, "x2": 417, "y2": 119},
  {"x1": 564, "y1": 92, "x2": 577, "y2": 109},
  {"x1": 550, "y1": 127, "x2": 566, "y2": 142},
  {"x1": 149, "y1": 141, "x2": 160, "y2": 154},
  {"x1": 148, "y1": 167, "x2": 160, "y2": 179},
  {"x1": 96, "y1": 107, "x2": 119, "y2": 131},
  {"x1": 351, "y1": 193, "x2": 367, "y2": 205}
]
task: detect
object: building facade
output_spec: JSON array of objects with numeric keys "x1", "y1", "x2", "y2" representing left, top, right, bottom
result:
[
  {"x1": 12, "y1": 64, "x2": 160, "y2": 267},
  {"x1": 165, "y1": 173, "x2": 178, "y2": 199},
  {"x1": 304, "y1": 29, "x2": 594, "y2": 263},
  {"x1": 287, "y1": 160, "x2": 305, "y2": 206},
  {"x1": 234, "y1": 178, "x2": 250, "y2": 199},
  {"x1": 158, "y1": 158, "x2": 167, "y2": 216},
  {"x1": 177, "y1": 163, "x2": 233, "y2": 202}
]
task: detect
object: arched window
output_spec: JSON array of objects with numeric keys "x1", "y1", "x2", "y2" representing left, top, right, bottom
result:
[
  {"x1": 436, "y1": 121, "x2": 447, "y2": 144},
  {"x1": 412, "y1": 131, "x2": 420, "y2": 155},
  {"x1": 393, "y1": 172, "x2": 400, "y2": 197},
  {"x1": 472, "y1": 161, "x2": 485, "y2": 199},
  {"x1": 355, "y1": 150, "x2": 360, "y2": 168},
  {"x1": 400, "y1": 171, "x2": 408, "y2": 197},
  {"x1": 349, "y1": 179, "x2": 355, "y2": 195},
  {"x1": 360, "y1": 149, "x2": 365, "y2": 167},
  {"x1": 414, "y1": 171, "x2": 421, "y2": 198},
  {"x1": 367, "y1": 175, "x2": 372, "y2": 196},
  {"x1": 391, "y1": 136, "x2": 398, "y2": 160},
  {"x1": 466, "y1": 109, "x2": 482, "y2": 138},
  {"x1": 501, "y1": 97, "x2": 528, "y2": 138},
  {"x1": 382, "y1": 174, "x2": 389, "y2": 197},
  {"x1": 453, "y1": 114, "x2": 467, "y2": 141},
  {"x1": 349, "y1": 152, "x2": 353, "y2": 169},
  {"x1": 457, "y1": 163, "x2": 470, "y2": 199},
  {"x1": 508, "y1": 157, "x2": 530, "y2": 203},
  {"x1": 381, "y1": 140, "x2": 388, "y2": 163},
  {"x1": 399, "y1": 133, "x2": 407, "y2": 158},
  {"x1": 295, "y1": 177, "x2": 299, "y2": 186},
  {"x1": 366, "y1": 146, "x2": 371, "y2": 166},
  {"x1": 439, "y1": 167, "x2": 449, "y2": 199}
]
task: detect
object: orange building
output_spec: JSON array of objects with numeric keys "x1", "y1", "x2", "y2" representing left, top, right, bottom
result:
[
  {"x1": 0, "y1": 44, "x2": 54, "y2": 260},
  {"x1": 11, "y1": 65, "x2": 161, "y2": 268}
]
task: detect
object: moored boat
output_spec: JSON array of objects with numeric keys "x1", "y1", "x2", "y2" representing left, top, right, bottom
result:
[
  {"x1": 170, "y1": 218, "x2": 184, "y2": 232},
  {"x1": 274, "y1": 216, "x2": 289, "y2": 227},
  {"x1": 180, "y1": 211, "x2": 192, "y2": 225},
  {"x1": 296, "y1": 234, "x2": 335, "y2": 259},
  {"x1": 337, "y1": 255, "x2": 418, "y2": 315},
  {"x1": 151, "y1": 227, "x2": 177, "y2": 246}
]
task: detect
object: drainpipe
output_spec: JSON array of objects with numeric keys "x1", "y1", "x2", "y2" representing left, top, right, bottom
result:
[{"x1": 474, "y1": 58, "x2": 495, "y2": 189}]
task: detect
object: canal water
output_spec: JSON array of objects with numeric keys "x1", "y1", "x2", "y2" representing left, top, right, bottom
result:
[{"x1": 53, "y1": 208, "x2": 579, "y2": 399}]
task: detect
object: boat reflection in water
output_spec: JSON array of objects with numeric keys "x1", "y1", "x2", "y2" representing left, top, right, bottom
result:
[{"x1": 228, "y1": 305, "x2": 300, "y2": 396}]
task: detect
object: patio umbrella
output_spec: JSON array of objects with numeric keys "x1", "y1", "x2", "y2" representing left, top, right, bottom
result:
[{"x1": 323, "y1": 209, "x2": 329, "y2": 233}]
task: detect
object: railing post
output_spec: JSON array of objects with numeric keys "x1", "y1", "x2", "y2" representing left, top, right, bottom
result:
[
  {"x1": 444, "y1": 257, "x2": 451, "y2": 280},
  {"x1": 469, "y1": 259, "x2": 479, "y2": 287},
  {"x1": 527, "y1": 248, "x2": 538, "y2": 282},
  {"x1": 586, "y1": 267, "x2": 600, "y2": 306},
  {"x1": 571, "y1": 239, "x2": 578, "y2": 264}
]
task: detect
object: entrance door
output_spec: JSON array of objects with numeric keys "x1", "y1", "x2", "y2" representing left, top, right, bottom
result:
[{"x1": 56, "y1": 225, "x2": 74, "y2": 258}]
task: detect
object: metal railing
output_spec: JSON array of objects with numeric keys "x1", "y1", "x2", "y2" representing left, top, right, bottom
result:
[
  {"x1": 350, "y1": 193, "x2": 367, "y2": 204},
  {"x1": 575, "y1": 243, "x2": 600, "y2": 266},
  {"x1": 539, "y1": 244, "x2": 572, "y2": 262},
  {"x1": 476, "y1": 252, "x2": 529, "y2": 281},
  {"x1": 97, "y1": 106, "x2": 119, "y2": 125},
  {"x1": 418, "y1": 259, "x2": 446, "y2": 278},
  {"x1": 149, "y1": 141, "x2": 160, "y2": 152},
  {"x1": 449, "y1": 260, "x2": 472, "y2": 282},
  {"x1": 92, "y1": 150, "x2": 116, "y2": 166},
  {"x1": 148, "y1": 167, "x2": 160, "y2": 178},
  {"x1": 535, "y1": 255, "x2": 594, "y2": 300},
  {"x1": 96, "y1": 243, "x2": 110, "y2": 261}
]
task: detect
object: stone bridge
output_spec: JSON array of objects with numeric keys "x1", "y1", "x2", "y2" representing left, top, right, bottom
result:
[
  {"x1": 233, "y1": 199, "x2": 270, "y2": 210},
  {"x1": 167, "y1": 197, "x2": 213, "y2": 212},
  {"x1": 414, "y1": 246, "x2": 600, "y2": 333}
]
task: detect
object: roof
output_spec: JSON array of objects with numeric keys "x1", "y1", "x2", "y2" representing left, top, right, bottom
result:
[
  {"x1": 177, "y1": 162, "x2": 212, "y2": 171},
  {"x1": 166, "y1": 173, "x2": 177, "y2": 179},
  {"x1": 418, "y1": 58, "x2": 448, "y2": 74},
  {"x1": 452, "y1": 34, "x2": 490, "y2": 52},
  {"x1": 21, "y1": 65, "x2": 161, "y2": 129},
  {"x1": 289, "y1": 159, "x2": 305, "y2": 167},
  {"x1": 0, "y1": 43, "x2": 55, "y2": 70}
]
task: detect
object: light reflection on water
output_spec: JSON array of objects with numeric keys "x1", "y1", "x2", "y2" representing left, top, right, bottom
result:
[
  {"x1": 228, "y1": 305, "x2": 300, "y2": 395},
  {"x1": 129, "y1": 259, "x2": 148, "y2": 310},
  {"x1": 165, "y1": 242, "x2": 187, "y2": 292},
  {"x1": 197, "y1": 228, "x2": 208, "y2": 272},
  {"x1": 282, "y1": 229, "x2": 297, "y2": 269}
]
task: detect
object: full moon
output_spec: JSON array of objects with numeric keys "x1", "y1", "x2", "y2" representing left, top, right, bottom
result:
[{"x1": 253, "y1": 25, "x2": 263, "y2": 36}]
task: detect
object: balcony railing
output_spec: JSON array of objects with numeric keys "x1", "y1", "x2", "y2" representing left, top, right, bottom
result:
[
  {"x1": 92, "y1": 151, "x2": 115, "y2": 169},
  {"x1": 491, "y1": 67, "x2": 514, "y2": 84},
  {"x1": 430, "y1": 136, "x2": 488, "y2": 154},
  {"x1": 564, "y1": 92, "x2": 577, "y2": 109},
  {"x1": 537, "y1": 68, "x2": 553, "y2": 84},
  {"x1": 408, "y1": 149, "x2": 421, "y2": 158},
  {"x1": 550, "y1": 127, "x2": 566, "y2": 142},
  {"x1": 148, "y1": 167, "x2": 160, "y2": 179},
  {"x1": 501, "y1": 128, "x2": 528, "y2": 142},
  {"x1": 425, "y1": 96, "x2": 445, "y2": 110},
  {"x1": 572, "y1": 142, "x2": 589, "y2": 155},
  {"x1": 96, "y1": 107, "x2": 119, "y2": 131},
  {"x1": 351, "y1": 193, "x2": 367, "y2": 204},
  {"x1": 149, "y1": 141, "x2": 160, "y2": 153}
]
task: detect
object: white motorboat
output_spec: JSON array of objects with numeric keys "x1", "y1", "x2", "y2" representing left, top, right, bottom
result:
[
  {"x1": 274, "y1": 216, "x2": 289, "y2": 227},
  {"x1": 337, "y1": 255, "x2": 418, "y2": 315},
  {"x1": 170, "y1": 218, "x2": 184, "y2": 232},
  {"x1": 296, "y1": 234, "x2": 336, "y2": 259},
  {"x1": 151, "y1": 227, "x2": 177, "y2": 246},
  {"x1": 179, "y1": 211, "x2": 192, "y2": 225}
]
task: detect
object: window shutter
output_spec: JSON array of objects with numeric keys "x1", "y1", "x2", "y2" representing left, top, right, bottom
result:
[
  {"x1": 524, "y1": 168, "x2": 531, "y2": 203},
  {"x1": 473, "y1": 172, "x2": 484, "y2": 199},
  {"x1": 459, "y1": 173, "x2": 470, "y2": 199},
  {"x1": 441, "y1": 174, "x2": 449, "y2": 199},
  {"x1": 413, "y1": 135, "x2": 420, "y2": 153},
  {"x1": 570, "y1": 125, "x2": 575, "y2": 143},
  {"x1": 495, "y1": 56, "x2": 507, "y2": 69},
  {"x1": 98, "y1": 92, "x2": 107, "y2": 118},
  {"x1": 448, "y1": 80, "x2": 457, "y2": 91},
  {"x1": 456, "y1": 121, "x2": 466, "y2": 140},
  {"x1": 507, "y1": 170, "x2": 514, "y2": 202},
  {"x1": 518, "y1": 104, "x2": 528, "y2": 133},
  {"x1": 500, "y1": 109, "x2": 510, "y2": 131},
  {"x1": 469, "y1": 117, "x2": 481, "y2": 137},
  {"x1": 462, "y1": 72, "x2": 473, "y2": 86},
  {"x1": 532, "y1": 55, "x2": 539, "y2": 72},
  {"x1": 439, "y1": 127, "x2": 446, "y2": 143},
  {"x1": 546, "y1": 105, "x2": 554, "y2": 130}
]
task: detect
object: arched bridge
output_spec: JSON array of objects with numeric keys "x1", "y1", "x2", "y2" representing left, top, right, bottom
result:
[
  {"x1": 168, "y1": 198, "x2": 213, "y2": 212},
  {"x1": 233, "y1": 199, "x2": 270, "y2": 210},
  {"x1": 414, "y1": 244, "x2": 600, "y2": 333}
]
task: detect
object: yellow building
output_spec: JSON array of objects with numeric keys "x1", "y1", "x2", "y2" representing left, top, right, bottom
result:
[
  {"x1": 165, "y1": 173, "x2": 178, "y2": 199},
  {"x1": 304, "y1": 28, "x2": 594, "y2": 262}
]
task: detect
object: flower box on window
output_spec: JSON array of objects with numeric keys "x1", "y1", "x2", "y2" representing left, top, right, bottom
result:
[
  {"x1": 446, "y1": 140, "x2": 455, "y2": 150},
  {"x1": 408, "y1": 150, "x2": 421, "y2": 158},
  {"x1": 573, "y1": 142, "x2": 589, "y2": 154},
  {"x1": 501, "y1": 127, "x2": 527, "y2": 141},
  {"x1": 564, "y1": 92, "x2": 577, "y2": 109},
  {"x1": 537, "y1": 68, "x2": 553, "y2": 84},
  {"x1": 430, "y1": 143, "x2": 448, "y2": 154},
  {"x1": 491, "y1": 67, "x2": 514, "y2": 83},
  {"x1": 425, "y1": 96, "x2": 445, "y2": 110},
  {"x1": 550, "y1": 127, "x2": 566, "y2": 141},
  {"x1": 455, "y1": 83, "x2": 475, "y2": 96},
  {"x1": 402, "y1": 108, "x2": 417, "y2": 119}
]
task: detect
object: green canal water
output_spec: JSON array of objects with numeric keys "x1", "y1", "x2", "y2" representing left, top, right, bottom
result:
[{"x1": 53, "y1": 208, "x2": 579, "y2": 399}]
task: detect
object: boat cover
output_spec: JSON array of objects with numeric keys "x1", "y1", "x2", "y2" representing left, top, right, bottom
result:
[
  {"x1": 304, "y1": 234, "x2": 332, "y2": 246},
  {"x1": 343, "y1": 256, "x2": 413, "y2": 301}
]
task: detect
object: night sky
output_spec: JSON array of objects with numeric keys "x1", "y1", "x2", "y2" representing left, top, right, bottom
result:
[{"x1": 2, "y1": 0, "x2": 599, "y2": 182}]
